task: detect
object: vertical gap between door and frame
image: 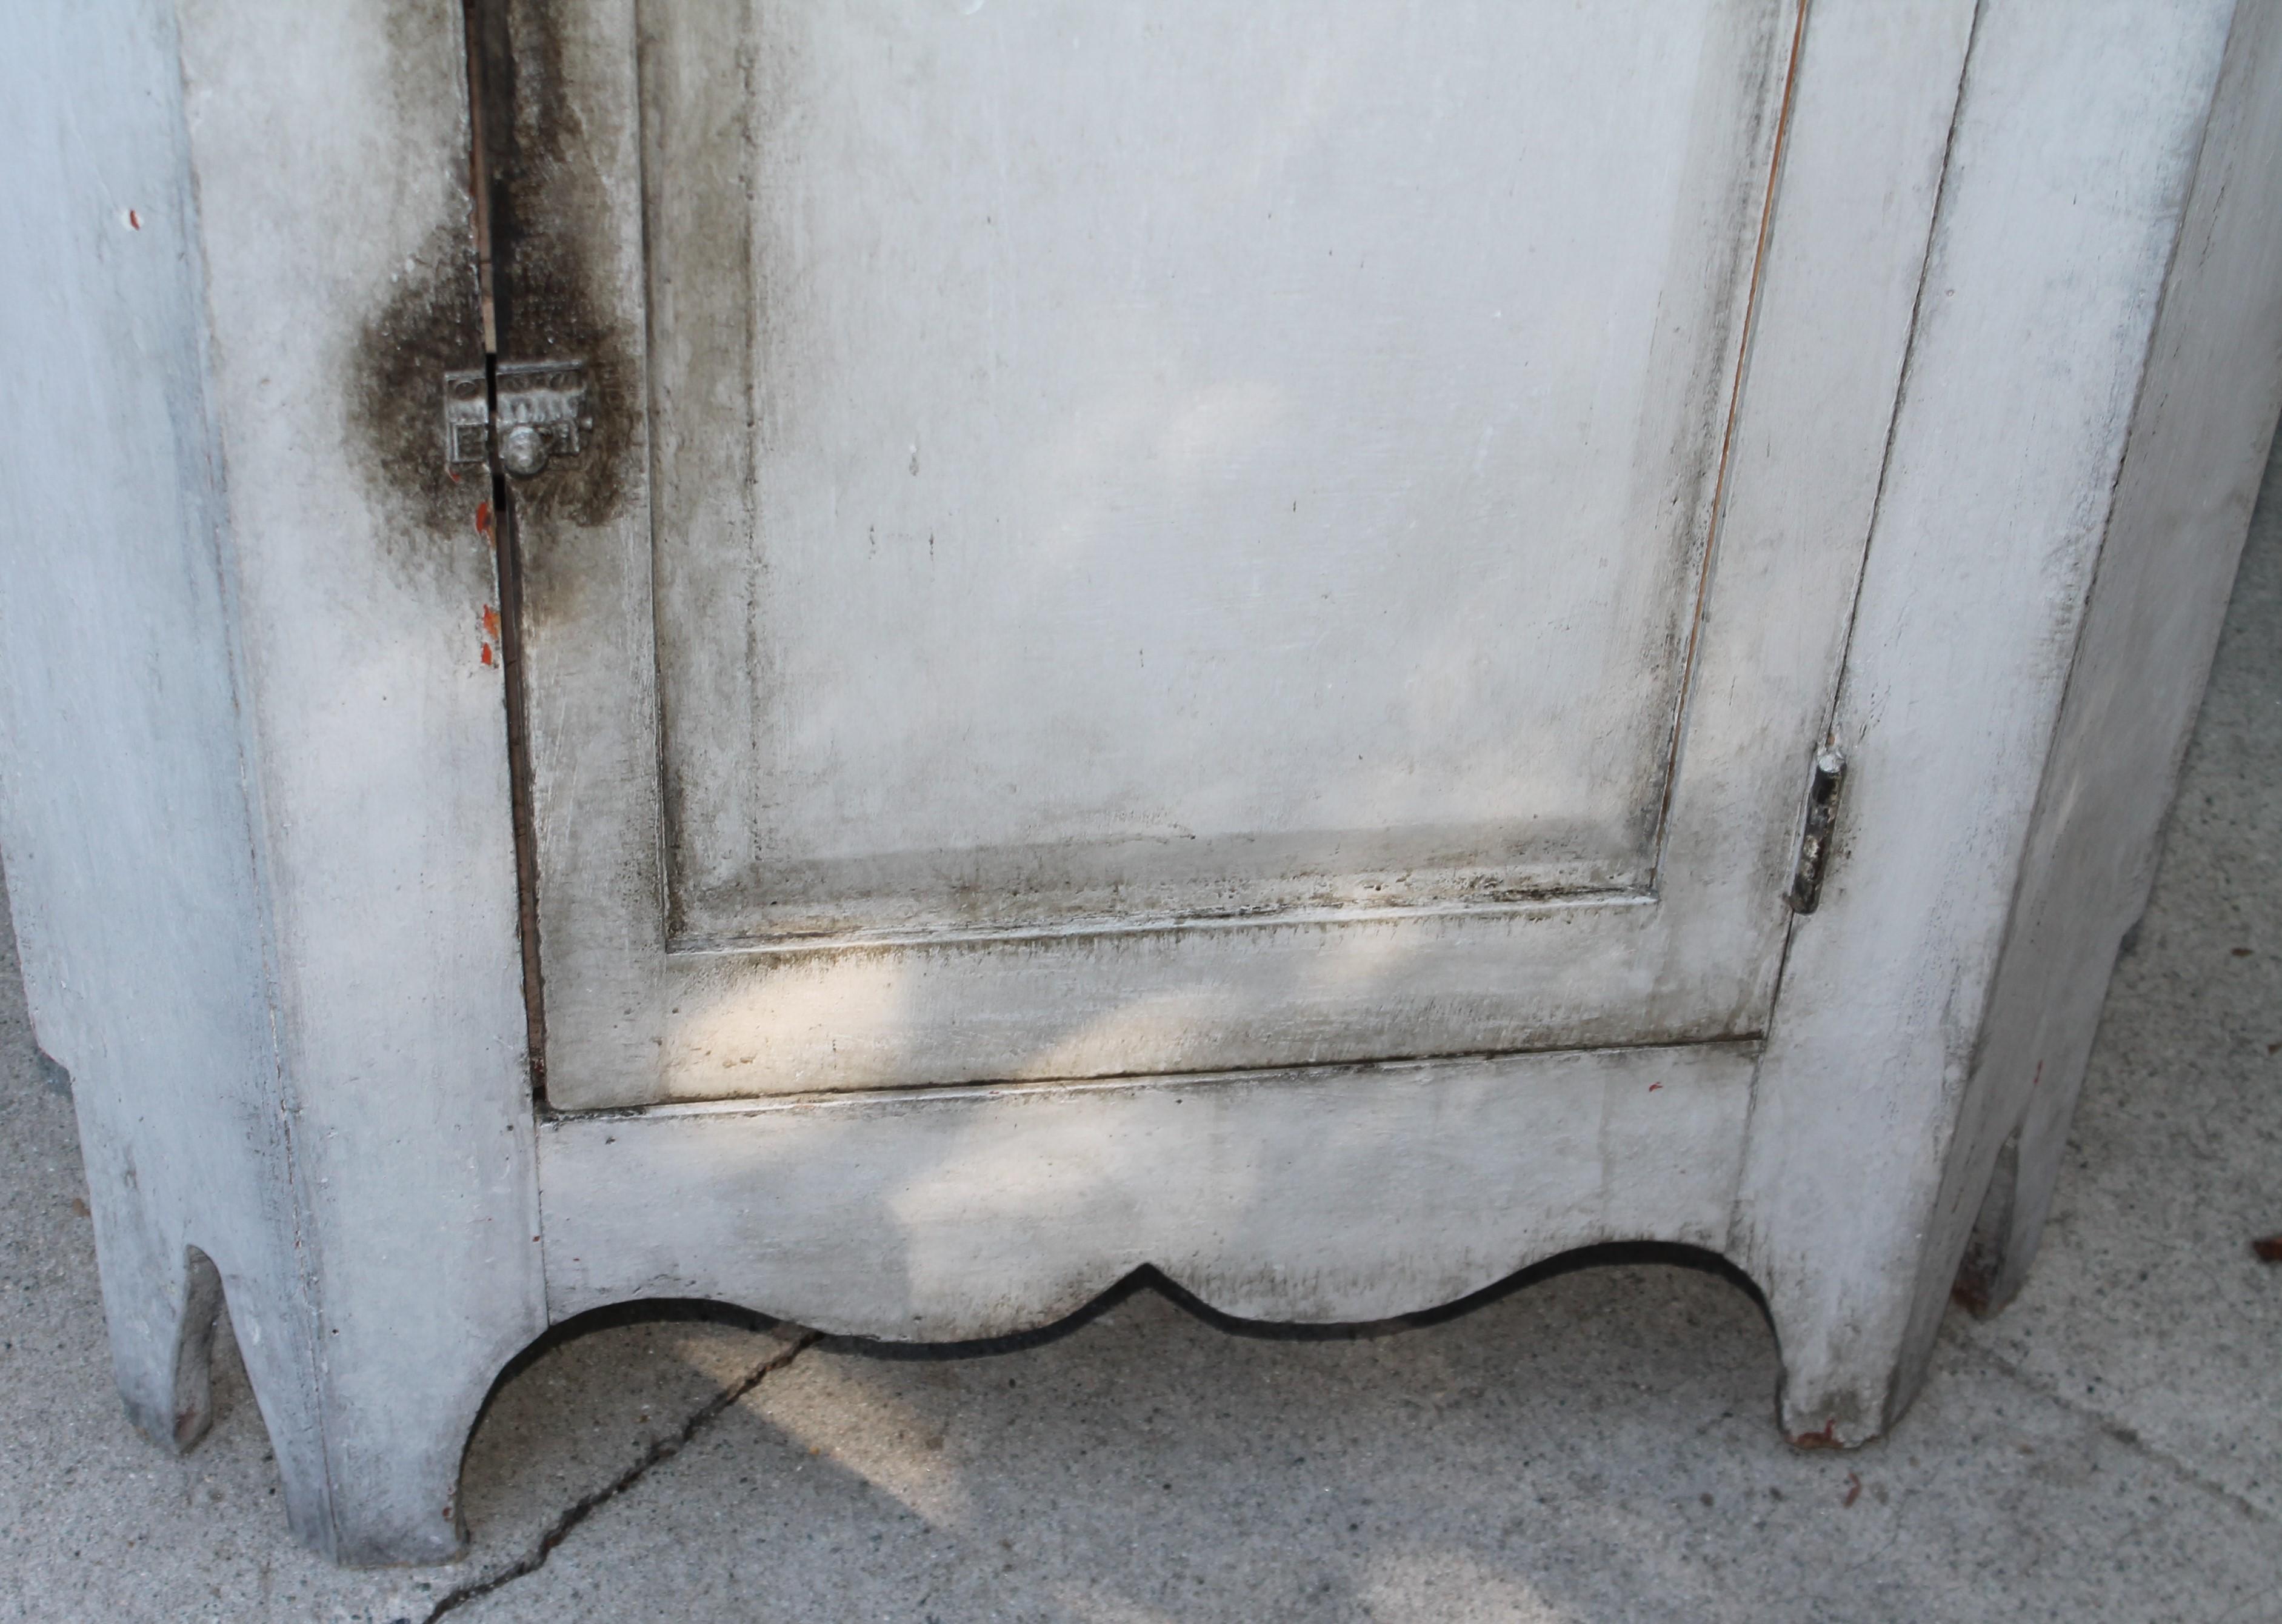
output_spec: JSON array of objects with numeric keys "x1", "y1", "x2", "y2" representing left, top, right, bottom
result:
[{"x1": 463, "y1": 0, "x2": 550, "y2": 1101}]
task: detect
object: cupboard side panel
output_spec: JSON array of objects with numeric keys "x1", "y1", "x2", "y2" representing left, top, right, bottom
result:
[
  {"x1": 1735, "y1": 0, "x2": 2242, "y2": 1445},
  {"x1": 1924, "y1": 0, "x2": 2282, "y2": 1337},
  {"x1": 0, "y1": 0, "x2": 330, "y2": 1535},
  {"x1": 174, "y1": 0, "x2": 546, "y2": 1559}
]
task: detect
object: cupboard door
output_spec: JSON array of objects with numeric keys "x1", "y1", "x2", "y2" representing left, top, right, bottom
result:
[{"x1": 493, "y1": 1, "x2": 1975, "y2": 1108}]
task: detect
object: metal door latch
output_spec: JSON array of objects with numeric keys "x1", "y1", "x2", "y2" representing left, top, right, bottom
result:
[
  {"x1": 1785, "y1": 745, "x2": 1847, "y2": 914},
  {"x1": 443, "y1": 360, "x2": 589, "y2": 478}
]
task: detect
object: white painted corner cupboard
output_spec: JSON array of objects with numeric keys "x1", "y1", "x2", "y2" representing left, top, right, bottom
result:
[{"x1": 4, "y1": 0, "x2": 2280, "y2": 1566}]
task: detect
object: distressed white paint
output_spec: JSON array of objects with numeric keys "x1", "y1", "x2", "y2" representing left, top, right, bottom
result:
[
  {"x1": 2, "y1": 0, "x2": 2277, "y2": 1569},
  {"x1": 541, "y1": 1044, "x2": 1757, "y2": 1335},
  {"x1": 662, "y1": 1, "x2": 1785, "y2": 930},
  {"x1": 1937, "y1": 0, "x2": 2282, "y2": 1357},
  {"x1": 1, "y1": 0, "x2": 541, "y2": 1566},
  {"x1": 1736, "y1": 0, "x2": 2275, "y2": 1444},
  {"x1": 0, "y1": 0, "x2": 323, "y2": 1542},
  {"x1": 536, "y1": 0, "x2": 1994, "y2": 1108},
  {"x1": 175, "y1": 0, "x2": 547, "y2": 1559}
]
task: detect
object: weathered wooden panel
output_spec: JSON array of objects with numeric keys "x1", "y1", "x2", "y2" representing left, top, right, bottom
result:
[
  {"x1": 539, "y1": 1042, "x2": 1758, "y2": 1336},
  {"x1": 535, "y1": 0, "x2": 1977, "y2": 1107},
  {"x1": 0, "y1": 0, "x2": 326, "y2": 1545},
  {"x1": 172, "y1": 0, "x2": 546, "y2": 1562},
  {"x1": 1937, "y1": 0, "x2": 2282, "y2": 1334},
  {"x1": 1736, "y1": 0, "x2": 2251, "y2": 1448},
  {"x1": 2, "y1": 0, "x2": 547, "y2": 1566},
  {"x1": 16, "y1": 0, "x2": 2270, "y2": 1572},
  {"x1": 652, "y1": 0, "x2": 1786, "y2": 937}
]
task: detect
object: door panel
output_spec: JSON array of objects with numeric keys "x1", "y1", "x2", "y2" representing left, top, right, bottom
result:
[
  {"x1": 654, "y1": 1, "x2": 1783, "y2": 943},
  {"x1": 502, "y1": 0, "x2": 1976, "y2": 1108}
]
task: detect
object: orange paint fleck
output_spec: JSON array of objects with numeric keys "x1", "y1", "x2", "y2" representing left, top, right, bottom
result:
[
  {"x1": 1790, "y1": 1419, "x2": 1843, "y2": 1450},
  {"x1": 475, "y1": 499, "x2": 492, "y2": 536},
  {"x1": 479, "y1": 643, "x2": 495, "y2": 667},
  {"x1": 480, "y1": 604, "x2": 501, "y2": 639}
]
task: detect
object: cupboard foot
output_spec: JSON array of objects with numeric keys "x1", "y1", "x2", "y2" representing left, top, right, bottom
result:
[{"x1": 107, "y1": 1242, "x2": 225, "y2": 1454}]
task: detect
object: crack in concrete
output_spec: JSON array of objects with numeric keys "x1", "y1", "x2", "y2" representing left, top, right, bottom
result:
[
  {"x1": 421, "y1": 1329, "x2": 824, "y2": 1621},
  {"x1": 1946, "y1": 1336, "x2": 2278, "y2": 1528}
]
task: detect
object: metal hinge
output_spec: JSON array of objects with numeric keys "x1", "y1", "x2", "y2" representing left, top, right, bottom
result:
[
  {"x1": 1785, "y1": 745, "x2": 1847, "y2": 914},
  {"x1": 442, "y1": 359, "x2": 589, "y2": 478}
]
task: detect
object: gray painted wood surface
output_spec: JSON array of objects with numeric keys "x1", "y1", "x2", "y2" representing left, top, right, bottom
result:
[
  {"x1": 541, "y1": 1043, "x2": 1757, "y2": 1334},
  {"x1": 535, "y1": 0, "x2": 1983, "y2": 1110},
  {"x1": 1946, "y1": 0, "x2": 2282, "y2": 1337},
  {"x1": 0, "y1": 0, "x2": 328, "y2": 1548},
  {"x1": 1, "y1": 0, "x2": 2276, "y2": 1567},
  {"x1": 1735, "y1": 0, "x2": 2278, "y2": 1443},
  {"x1": 1, "y1": 0, "x2": 543, "y2": 1565}
]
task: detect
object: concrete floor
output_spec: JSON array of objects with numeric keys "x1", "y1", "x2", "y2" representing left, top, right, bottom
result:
[{"x1": 1, "y1": 434, "x2": 2276, "y2": 1622}]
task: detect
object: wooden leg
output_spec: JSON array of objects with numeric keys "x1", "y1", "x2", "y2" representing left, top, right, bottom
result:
[
  {"x1": 1766, "y1": 1043, "x2": 2095, "y2": 1456},
  {"x1": 86, "y1": 1179, "x2": 494, "y2": 1565},
  {"x1": 217, "y1": 1294, "x2": 505, "y2": 1566},
  {"x1": 1752, "y1": 1224, "x2": 1944, "y2": 1453},
  {"x1": 1953, "y1": 1069, "x2": 2080, "y2": 1318},
  {"x1": 299, "y1": 1376, "x2": 494, "y2": 1567},
  {"x1": 241, "y1": 1312, "x2": 508, "y2": 1568},
  {"x1": 1769, "y1": 1319, "x2": 1893, "y2": 1452},
  {"x1": 281, "y1": 1303, "x2": 535, "y2": 1567},
  {"x1": 104, "y1": 1239, "x2": 224, "y2": 1454},
  {"x1": 1952, "y1": 1123, "x2": 2025, "y2": 1317}
]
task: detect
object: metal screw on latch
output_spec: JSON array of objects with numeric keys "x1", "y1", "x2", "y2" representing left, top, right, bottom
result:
[{"x1": 499, "y1": 424, "x2": 550, "y2": 478}]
